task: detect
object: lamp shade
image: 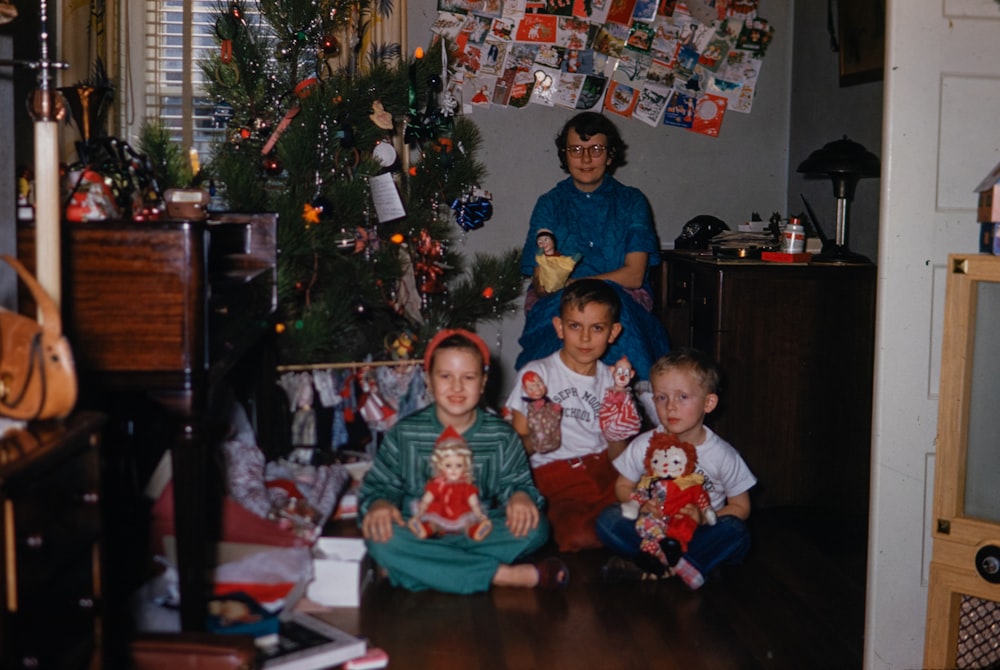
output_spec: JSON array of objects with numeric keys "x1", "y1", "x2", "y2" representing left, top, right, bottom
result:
[{"x1": 797, "y1": 136, "x2": 881, "y2": 200}]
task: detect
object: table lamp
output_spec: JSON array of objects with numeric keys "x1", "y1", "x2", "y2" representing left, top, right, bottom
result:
[{"x1": 797, "y1": 136, "x2": 880, "y2": 263}]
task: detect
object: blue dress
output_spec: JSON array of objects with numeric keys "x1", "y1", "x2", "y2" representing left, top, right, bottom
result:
[{"x1": 516, "y1": 176, "x2": 670, "y2": 379}]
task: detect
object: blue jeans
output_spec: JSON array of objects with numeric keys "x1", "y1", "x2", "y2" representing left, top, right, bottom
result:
[{"x1": 595, "y1": 503, "x2": 751, "y2": 576}]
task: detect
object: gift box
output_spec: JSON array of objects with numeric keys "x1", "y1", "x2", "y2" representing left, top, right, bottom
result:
[{"x1": 306, "y1": 537, "x2": 374, "y2": 608}]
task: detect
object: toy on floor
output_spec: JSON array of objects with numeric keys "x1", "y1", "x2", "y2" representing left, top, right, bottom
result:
[
  {"x1": 408, "y1": 426, "x2": 492, "y2": 540},
  {"x1": 625, "y1": 432, "x2": 716, "y2": 569}
]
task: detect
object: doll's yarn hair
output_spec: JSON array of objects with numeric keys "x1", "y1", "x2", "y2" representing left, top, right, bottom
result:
[
  {"x1": 644, "y1": 431, "x2": 698, "y2": 477},
  {"x1": 431, "y1": 427, "x2": 474, "y2": 482}
]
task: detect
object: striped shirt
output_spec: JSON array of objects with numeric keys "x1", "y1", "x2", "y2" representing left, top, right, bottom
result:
[{"x1": 358, "y1": 405, "x2": 544, "y2": 518}]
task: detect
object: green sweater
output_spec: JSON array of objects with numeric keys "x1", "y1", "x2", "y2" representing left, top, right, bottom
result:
[{"x1": 358, "y1": 405, "x2": 544, "y2": 518}]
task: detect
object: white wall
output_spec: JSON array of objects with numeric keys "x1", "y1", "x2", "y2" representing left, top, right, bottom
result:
[
  {"x1": 868, "y1": 1, "x2": 1000, "y2": 667},
  {"x1": 408, "y1": 0, "x2": 794, "y2": 400}
]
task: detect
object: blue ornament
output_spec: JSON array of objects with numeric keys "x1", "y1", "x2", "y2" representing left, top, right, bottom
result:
[{"x1": 451, "y1": 190, "x2": 493, "y2": 232}]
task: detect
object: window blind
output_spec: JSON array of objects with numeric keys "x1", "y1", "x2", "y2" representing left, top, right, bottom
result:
[{"x1": 143, "y1": 0, "x2": 235, "y2": 158}]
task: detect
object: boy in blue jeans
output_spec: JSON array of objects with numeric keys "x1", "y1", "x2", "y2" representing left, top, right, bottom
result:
[{"x1": 596, "y1": 348, "x2": 756, "y2": 588}]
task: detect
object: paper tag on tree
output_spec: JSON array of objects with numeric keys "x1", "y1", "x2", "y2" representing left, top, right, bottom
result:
[{"x1": 369, "y1": 173, "x2": 406, "y2": 223}]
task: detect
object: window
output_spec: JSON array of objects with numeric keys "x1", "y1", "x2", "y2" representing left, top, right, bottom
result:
[{"x1": 127, "y1": 0, "x2": 247, "y2": 159}]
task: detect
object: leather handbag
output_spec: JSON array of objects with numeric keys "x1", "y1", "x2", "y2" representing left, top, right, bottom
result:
[
  {"x1": 131, "y1": 633, "x2": 261, "y2": 670},
  {"x1": 0, "y1": 254, "x2": 77, "y2": 420}
]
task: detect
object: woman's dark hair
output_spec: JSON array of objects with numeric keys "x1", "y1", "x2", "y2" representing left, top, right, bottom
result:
[{"x1": 555, "y1": 111, "x2": 627, "y2": 172}]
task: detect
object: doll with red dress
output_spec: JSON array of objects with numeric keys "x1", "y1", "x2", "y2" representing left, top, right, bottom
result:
[
  {"x1": 409, "y1": 426, "x2": 492, "y2": 541},
  {"x1": 625, "y1": 431, "x2": 716, "y2": 569}
]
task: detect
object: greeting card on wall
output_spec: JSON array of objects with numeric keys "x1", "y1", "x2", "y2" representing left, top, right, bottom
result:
[
  {"x1": 604, "y1": 80, "x2": 638, "y2": 117},
  {"x1": 633, "y1": 84, "x2": 669, "y2": 126},
  {"x1": 689, "y1": 92, "x2": 727, "y2": 137},
  {"x1": 429, "y1": 0, "x2": 773, "y2": 138},
  {"x1": 662, "y1": 88, "x2": 694, "y2": 128}
]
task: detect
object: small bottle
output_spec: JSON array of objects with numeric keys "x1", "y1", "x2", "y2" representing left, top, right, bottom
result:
[{"x1": 781, "y1": 216, "x2": 805, "y2": 254}]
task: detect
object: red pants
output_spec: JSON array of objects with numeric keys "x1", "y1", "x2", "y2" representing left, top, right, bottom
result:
[{"x1": 533, "y1": 452, "x2": 618, "y2": 552}]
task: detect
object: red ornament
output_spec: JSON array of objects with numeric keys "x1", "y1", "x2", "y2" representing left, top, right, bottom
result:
[{"x1": 482, "y1": 287, "x2": 494, "y2": 299}]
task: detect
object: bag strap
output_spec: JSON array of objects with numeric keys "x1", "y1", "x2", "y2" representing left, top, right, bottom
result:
[{"x1": 1, "y1": 254, "x2": 63, "y2": 336}]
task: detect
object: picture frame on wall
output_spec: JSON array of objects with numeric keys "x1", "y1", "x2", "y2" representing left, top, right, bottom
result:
[{"x1": 838, "y1": 0, "x2": 885, "y2": 87}]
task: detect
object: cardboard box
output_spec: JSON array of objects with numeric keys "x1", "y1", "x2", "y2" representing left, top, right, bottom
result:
[
  {"x1": 306, "y1": 537, "x2": 373, "y2": 608},
  {"x1": 974, "y1": 161, "x2": 1000, "y2": 223}
]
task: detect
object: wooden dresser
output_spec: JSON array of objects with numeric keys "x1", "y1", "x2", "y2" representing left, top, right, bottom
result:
[
  {"x1": 0, "y1": 412, "x2": 105, "y2": 669},
  {"x1": 18, "y1": 213, "x2": 278, "y2": 634},
  {"x1": 653, "y1": 251, "x2": 877, "y2": 515}
]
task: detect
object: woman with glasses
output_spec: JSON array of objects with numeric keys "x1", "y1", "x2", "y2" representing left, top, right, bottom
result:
[{"x1": 515, "y1": 111, "x2": 670, "y2": 381}]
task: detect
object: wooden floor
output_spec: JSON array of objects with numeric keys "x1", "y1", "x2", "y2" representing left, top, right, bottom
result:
[{"x1": 316, "y1": 506, "x2": 868, "y2": 670}]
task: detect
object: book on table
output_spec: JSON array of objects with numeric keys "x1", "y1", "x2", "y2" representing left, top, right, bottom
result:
[{"x1": 259, "y1": 611, "x2": 367, "y2": 670}]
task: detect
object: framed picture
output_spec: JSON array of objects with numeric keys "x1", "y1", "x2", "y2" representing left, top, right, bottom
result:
[{"x1": 838, "y1": 0, "x2": 885, "y2": 87}]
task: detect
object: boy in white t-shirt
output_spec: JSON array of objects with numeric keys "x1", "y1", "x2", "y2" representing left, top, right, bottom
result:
[
  {"x1": 506, "y1": 279, "x2": 642, "y2": 552},
  {"x1": 596, "y1": 348, "x2": 756, "y2": 588}
]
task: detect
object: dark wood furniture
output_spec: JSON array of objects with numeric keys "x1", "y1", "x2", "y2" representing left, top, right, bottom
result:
[
  {"x1": 18, "y1": 213, "x2": 278, "y2": 633},
  {"x1": 652, "y1": 250, "x2": 876, "y2": 515},
  {"x1": 0, "y1": 412, "x2": 105, "y2": 669}
]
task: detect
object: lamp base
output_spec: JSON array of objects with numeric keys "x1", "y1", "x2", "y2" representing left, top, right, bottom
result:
[{"x1": 812, "y1": 243, "x2": 872, "y2": 265}]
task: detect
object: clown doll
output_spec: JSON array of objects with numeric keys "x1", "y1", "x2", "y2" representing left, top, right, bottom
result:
[
  {"x1": 598, "y1": 356, "x2": 643, "y2": 441},
  {"x1": 521, "y1": 370, "x2": 563, "y2": 454},
  {"x1": 626, "y1": 432, "x2": 716, "y2": 568}
]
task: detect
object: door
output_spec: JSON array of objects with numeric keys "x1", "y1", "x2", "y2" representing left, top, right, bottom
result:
[
  {"x1": 869, "y1": 2, "x2": 1000, "y2": 666},
  {"x1": 924, "y1": 254, "x2": 1000, "y2": 667}
]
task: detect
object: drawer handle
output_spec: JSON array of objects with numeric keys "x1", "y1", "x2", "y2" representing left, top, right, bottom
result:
[
  {"x1": 82, "y1": 491, "x2": 99, "y2": 505},
  {"x1": 214, "y1": 305, "x2": 230, "y2": 315},
  {"x1": 26, "y1": 534, "x2": 43, "y2": 549},
  {"x1": 78, "y1": 597, "x2": 94, "y2": 609}
]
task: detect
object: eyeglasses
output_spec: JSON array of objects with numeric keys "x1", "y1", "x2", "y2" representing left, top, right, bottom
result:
[{"x1": 565, "y1": 144, "x2": 607, "y2": 158}]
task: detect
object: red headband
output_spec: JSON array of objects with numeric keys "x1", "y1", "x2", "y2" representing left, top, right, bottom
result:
[{"x1": 423, "y1": 328, "x2": 491, "y2": 373}]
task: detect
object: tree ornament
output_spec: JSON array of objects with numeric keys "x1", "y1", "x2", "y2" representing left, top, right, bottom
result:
[
  {"x1": 451, "y1": 187, "x2": 494, "y2": 232},
  {"x1": 262, "y1": 154, "x2": 282, "y2": 175},
  {"x1": 372, "y1": 140, "x2": 397, "y2": 167},
  {"x1": 212, "y1": 101, "x2": 233, "y2": 128},
  {"x1": 333, "y1": 226, "x2": 356, "y2": 252},
  {"x1": 275, "y1": 39, "x2": 295, "y2": 61},
  {"x1": 322, "y1": 33, "x2": 341, "y2": 57},
  {"x1": 369, "y1": 100, "x2": 393, "y2": 130}
]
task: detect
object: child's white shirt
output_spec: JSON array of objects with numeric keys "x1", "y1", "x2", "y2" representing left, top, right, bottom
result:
[{"x1": 505, "y1": 351, "x2": 615, "y2": 467}]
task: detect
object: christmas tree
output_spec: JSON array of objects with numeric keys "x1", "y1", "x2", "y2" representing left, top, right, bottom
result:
[{"x1": 201, "y1": 0, "x2": 522, "y2": 367}]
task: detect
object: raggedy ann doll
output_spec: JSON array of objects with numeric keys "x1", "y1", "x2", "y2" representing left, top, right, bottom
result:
[
  {"x1": 598, "y1": 356, "x2": 643, "y2": 441},
  {"x1": 624, "y1": 432, "x2": 716, "y2": 574},
  {"x1": 408, "y1": 426, "x2": 492, "y2": 541},
  {"x1": 521, "y1": 370, "x2": 563, "y2": 454}
]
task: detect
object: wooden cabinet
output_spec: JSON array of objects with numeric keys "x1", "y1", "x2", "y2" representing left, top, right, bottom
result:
[
  {"x1": 654, "y1": 251, "x2": 876, "y2": 514},
  {"x1": 0, "y1": 412, "x2": 105, "y2": 669},
  {"x1": 18, "y1": 214, "x2": 278, "y2": 633}
]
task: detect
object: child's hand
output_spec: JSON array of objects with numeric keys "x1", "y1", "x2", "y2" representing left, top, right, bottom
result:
[
  {"x1": 362, "y1": 500, "x2": 404, "y2": 543},
  {"x1": 505, "y1": 491, "x2": 540, "y2": 538}
]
